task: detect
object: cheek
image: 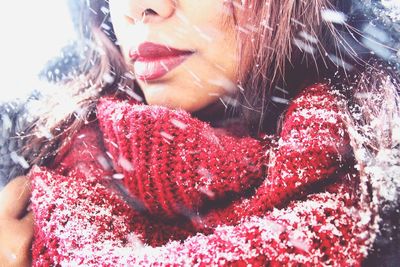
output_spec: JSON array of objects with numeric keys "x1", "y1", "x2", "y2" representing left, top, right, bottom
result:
[
  {"x1": 138, "y1": 81, "x2": 222, "y2": 112},
  {"x1": 194, "y1": 8, "x2": 239, "y2": 81},
  {"x1": 109, "y1": 1, "x2": 151, "y2": 56},
  {"x1": 136, "y1": 30, "x2": 239, "y2": 111},
  {"x1": 112, "y1": 0, "x2": 240, "y2": 111},
  {"x1": 109, "y1": 0, "x2": 127, "y2": 31}
]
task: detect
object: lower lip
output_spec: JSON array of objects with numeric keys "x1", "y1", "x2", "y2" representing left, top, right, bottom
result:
[{"x1": 133, "y1": 54, "x2": 192, "y2": 81}]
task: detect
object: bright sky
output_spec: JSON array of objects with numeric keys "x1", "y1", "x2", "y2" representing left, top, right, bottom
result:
[{"x1": 0, "y1": 0, "x2": 76, "y2": 101}]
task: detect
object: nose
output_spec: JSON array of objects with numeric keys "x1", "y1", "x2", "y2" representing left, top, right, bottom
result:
[{"x1": 127, "y1": 0, "x2": 176, "y2": 23}]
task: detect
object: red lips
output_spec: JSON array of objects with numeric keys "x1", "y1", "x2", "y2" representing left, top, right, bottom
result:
[{"x1": 129, "y1": 42, "x2": 194, "y2": 81}]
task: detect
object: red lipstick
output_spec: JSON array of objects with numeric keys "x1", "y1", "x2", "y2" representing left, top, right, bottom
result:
[{"x1": 129, "y1": 42, "x2": 194, "y2": 81}]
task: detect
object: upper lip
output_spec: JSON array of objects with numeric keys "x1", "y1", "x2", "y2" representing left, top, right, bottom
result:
[{"x1": 129, "y1": 42, "x2": 194, "y2": 61}]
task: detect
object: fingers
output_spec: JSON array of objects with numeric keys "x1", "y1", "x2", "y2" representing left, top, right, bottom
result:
[
  {"x1": 0, "y1": 176, "x2": 31, "y2": 219},
  {"x1": 16, "y1": 213, "x2": 34, "y2": 259},
  {"x1": 21, "y1": 212, "x2": 34, "y2": 236},
  {"x1": 0, "y1": 177, "x2": 33, "y2": 267},
  {"x1": 0, "y1": 216, "x2": 34, "y2": 267}
]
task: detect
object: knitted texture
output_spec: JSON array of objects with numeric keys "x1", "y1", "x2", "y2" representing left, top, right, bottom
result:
[
  {"x1": 96, "y1": 96, "x2": 267, "y2": 219},
  {"x1": 28, "y1": 84, "x2": 376, "y2": 266}
]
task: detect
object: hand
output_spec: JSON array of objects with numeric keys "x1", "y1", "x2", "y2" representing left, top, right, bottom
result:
[{"x1": 0, "y1": 176, "x2": 33, "y2": 267}]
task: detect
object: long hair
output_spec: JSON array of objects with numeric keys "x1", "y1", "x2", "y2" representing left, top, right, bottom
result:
[
  {"x1": 23, "y1": 0, "x2": 400, "y2": 263},
  {"x1": 26, "y1": 0, "x2": 354, "y2": 160},
  {"x1": 26, "y1": 0, "x2": 400, "y2": 206}
]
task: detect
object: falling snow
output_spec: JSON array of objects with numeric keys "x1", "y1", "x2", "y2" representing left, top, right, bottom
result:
[
  {"x1": 0, "y1": 1, "x2": 399, "y2": 265},
  {"x1": 321, "y1": 9, "x2": 347, "y2": 24}
]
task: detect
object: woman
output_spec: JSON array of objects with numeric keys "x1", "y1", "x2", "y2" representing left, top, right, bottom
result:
[{"x1": 1, "y1": 0, "x2": 399, "y2": 266}]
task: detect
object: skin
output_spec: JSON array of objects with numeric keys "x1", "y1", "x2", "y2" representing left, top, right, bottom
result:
[
  {"x1": 0, "y1": 176, "x2": 33, "y2": 267},
  {"x1": 0, "y1": 1, "x2": 242, "y2": 265},
  {"x1": 109, "y1": 0, "x2": 240, "y2": 112}
]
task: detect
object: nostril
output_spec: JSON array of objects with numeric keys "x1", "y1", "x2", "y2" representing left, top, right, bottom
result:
[{"x1": 143, "y1": 9, "x2": 158, "y2": 16}]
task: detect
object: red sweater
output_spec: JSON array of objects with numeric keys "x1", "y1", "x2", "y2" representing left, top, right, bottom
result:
[{"x1": 29, "y1": 84, "x2": 376, "y2": 266}]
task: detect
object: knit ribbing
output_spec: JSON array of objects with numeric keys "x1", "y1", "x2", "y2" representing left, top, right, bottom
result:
[
  {"x1": 247, "y1": 84, "x2": 352, "y2": 214},
  {"x1": 96, "y1": 98, "x2": 267, "y2": 219},
  {"x1": 29, "y1": 83, "x2": 375, "y2": 266}
]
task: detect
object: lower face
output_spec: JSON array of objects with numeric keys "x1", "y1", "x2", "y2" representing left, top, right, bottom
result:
[{"x1": 110, "y1": 0, "x2": 240, "y2": 113}]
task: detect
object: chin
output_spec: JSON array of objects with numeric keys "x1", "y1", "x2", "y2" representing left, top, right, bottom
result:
[
  {"x1": 144, "y1": 94, "x2": 197, "y2": 112},
  {"x1": 142, "y1": 87, "x2": 206, "y2": 113}
]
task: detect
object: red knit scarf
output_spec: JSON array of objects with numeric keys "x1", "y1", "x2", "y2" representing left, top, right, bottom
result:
[{"x1": 29, "y1": 84, "x2": 376, "y2": 266}]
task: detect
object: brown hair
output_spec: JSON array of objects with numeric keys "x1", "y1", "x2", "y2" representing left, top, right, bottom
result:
[
  {"x1": 71, "y1": 0, "x2": 356, "y2": 133},
  {"x1": 232, "y1": 0, "x2": 349, "y2": 132},
  {"x1": 21, "y1": 1, "x2": 400, "y2": 261},
  {"x1": 25, "y1": 0, "x2": 399, "y2": 169}
]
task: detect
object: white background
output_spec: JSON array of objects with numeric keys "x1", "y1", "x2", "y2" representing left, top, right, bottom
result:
[{"x1": 0, "y1": 0, "x2": 75, "y2": 101}]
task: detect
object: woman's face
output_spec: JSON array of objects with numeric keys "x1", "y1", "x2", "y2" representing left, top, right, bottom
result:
[{"x1": 109, "y1": 0, "x2": 240, "y2": 112}]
